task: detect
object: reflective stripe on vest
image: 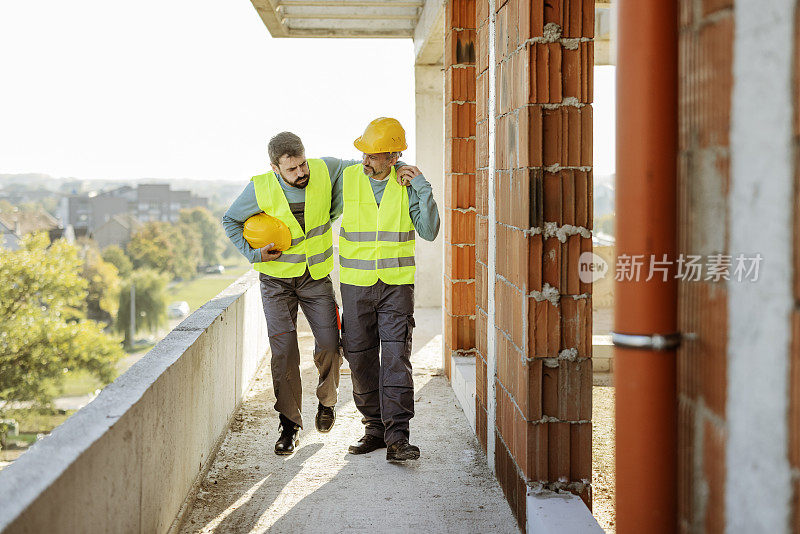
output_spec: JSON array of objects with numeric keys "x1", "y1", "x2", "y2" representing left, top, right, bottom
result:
[
  {"x1": 251, "y1": 158, "x2": 334, "y2": 279},
  {"x1": 338, "y1": 163, "x2": 416, "y2": 286}
]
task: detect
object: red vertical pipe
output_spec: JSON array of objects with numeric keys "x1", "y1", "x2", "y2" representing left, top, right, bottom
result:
[{"x1": 615, "y1": 0, "x2": 679, "y2": 532}]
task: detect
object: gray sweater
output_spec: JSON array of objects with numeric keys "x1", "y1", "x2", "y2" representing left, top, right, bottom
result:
[{"x1": 222, "y1": 157, "x2": 440, "y2": 264}]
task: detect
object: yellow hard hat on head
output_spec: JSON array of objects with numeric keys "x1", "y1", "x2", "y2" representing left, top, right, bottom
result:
[
  {"x1": 353, "y1": 117, "x2": 408, "y2": 154},
  {"x1": 242, "y1": 212, "x2": 292, "y2": 251}
]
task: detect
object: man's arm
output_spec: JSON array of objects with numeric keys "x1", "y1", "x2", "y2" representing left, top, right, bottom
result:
[
  {"x1": 322, "y1": 157, "x2": 410, "y2": 222},
  {"x1": 221, "y1": 181, "x2": 266, "y2": 263},
  {"x1": 403, "y1": 169, "x2": 440, "y2": 242},
  {"x1": 322, "y1": 157, "x2": 360, "y2": 222}
]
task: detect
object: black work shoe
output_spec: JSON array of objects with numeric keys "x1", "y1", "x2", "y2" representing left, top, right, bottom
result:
[
  {"x1": 274, "y1": 421, "x2": 300, "y2": 455},
  {"x1": 348, "y1": 434, "x2": 387, "y2": 455},
  {"x1": 386, "y1": 439, "x2": 420, "y2": 462},
  {"x1": 315, "y1": 403, "x2": 336, "y2": 433}
]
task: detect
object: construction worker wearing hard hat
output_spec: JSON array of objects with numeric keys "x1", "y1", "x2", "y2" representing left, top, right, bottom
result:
[
  {"x1": 222, "y1": 131, "x2": 416, "y2": 456},
  {"x1": 339, "y1": 117, "x2": 440, "y2": 462}
]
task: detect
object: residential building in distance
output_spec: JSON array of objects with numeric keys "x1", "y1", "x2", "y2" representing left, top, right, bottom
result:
[
  {"x1": 58, "y1": 183, "x2": 207, "y2": 247},
  {"x1": 92, "y1": 214, "x2": 142, "y2": 250},
  {"x1": 0, "y1": 209, "x2": 66, "y2": 250}
]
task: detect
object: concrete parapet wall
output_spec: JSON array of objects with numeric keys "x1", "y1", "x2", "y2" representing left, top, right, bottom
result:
[{"x1": 0, "y1": 271, "x2": 268, "y2": 534}]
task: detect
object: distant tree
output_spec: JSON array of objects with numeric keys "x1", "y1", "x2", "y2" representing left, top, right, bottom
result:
[
  {"x1": 209, "y1": 203, "x2": 226, "y2": 220},
  {"x1": 102, "y1": 245, "x2": 133, "y2": 278},
  {"x1": 179, "y1": 207, "x2": 225, "y2": 266},
  {"x1": 165, "y1": 222, "x2": 201, "y2": 280},
  {"x1": 127, "y1": 222, "x2": 172, "y2": 273},
  {"x1": 0, "y1": 234, "x2": 124, "y2": 411},
  {"x1": 81, "y1": 248, "x2": 120, "y2": 324},
  {"x1": 116, "y1": 269, "x2": 168, "y2": 347},
  {"x1": 127, "y1": 221, "x2": 200, "y2": 281}
]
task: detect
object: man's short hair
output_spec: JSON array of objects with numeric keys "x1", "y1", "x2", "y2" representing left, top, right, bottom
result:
[{"x1": 268, "y1": 132, "x2": 305, "y2": 167}]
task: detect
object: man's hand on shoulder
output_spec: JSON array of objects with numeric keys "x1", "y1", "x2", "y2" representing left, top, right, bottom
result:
[
  {"x1": 396, "y1": 165, "x2": 422, "y2": 186},
  {"x1": 260, "y1": 244, "x2": 283, "y2": 262}
]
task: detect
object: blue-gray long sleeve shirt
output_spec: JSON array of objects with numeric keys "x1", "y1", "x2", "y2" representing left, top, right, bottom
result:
[{"x1": 222, "y1": 158, "x2": 440, "y2": 264}]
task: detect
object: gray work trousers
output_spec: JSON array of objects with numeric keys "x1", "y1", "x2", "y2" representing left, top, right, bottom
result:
[
  {"x1": 340, "y1": 281, "x2": 415, "y2": 446},
  {"x1": 259, "y1": 271, "x2": 342, "y2": 428}
]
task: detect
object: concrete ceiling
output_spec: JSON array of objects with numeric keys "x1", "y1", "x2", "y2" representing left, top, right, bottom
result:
[
  {"x1": 250, "y1": 0, "x2": 425, "y2": 39},
  {"x1": 249, "y1": 0, "x2": 615, "y2": 66}
]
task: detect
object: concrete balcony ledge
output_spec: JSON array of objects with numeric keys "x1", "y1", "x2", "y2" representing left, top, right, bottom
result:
[
  {"x1": 527, "y1": 491, "x2": 606, "y2": 534},
  {"x1": 0, "y1": 271, "x2": 268, "y2": 534},
  {"x1": 450, "y1": 354, "x2": 477, "y2": 432}
]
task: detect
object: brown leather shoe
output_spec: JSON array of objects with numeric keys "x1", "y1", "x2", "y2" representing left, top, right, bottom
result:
[
  {"x1": 348, "y1": 434, "x2": 386, "y2": 455},
  {"x1": 315, "y1": 403, "x2": 336, "y2": 433},
  {"x1": 386, "y1": 439, "x2": 420, "y2": 462}
]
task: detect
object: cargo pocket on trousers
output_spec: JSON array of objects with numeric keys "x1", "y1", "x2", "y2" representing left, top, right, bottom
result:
[
  {"x1": 384, "y1": 315, "x2": 415, "y2": 388},
  {"x1": 264, "y1": 299, "x2": 296, "y2": 338}
]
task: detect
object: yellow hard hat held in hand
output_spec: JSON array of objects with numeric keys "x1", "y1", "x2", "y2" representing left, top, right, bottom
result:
[
  {"x1": 243, "y1": 212, "x2": 292, "y2": 251},
  {"x1": 353, "y1": 117, "x2": 408, "y2": 153}
]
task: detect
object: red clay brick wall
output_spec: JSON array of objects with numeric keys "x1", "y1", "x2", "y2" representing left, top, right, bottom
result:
[
  {"x1": 471, "y1": 0, "x2": 594, "y2": 526},
  {"x1": 444, "y1": 0, "x2": 477, "y2": 382},
  {"x1": 677, "y1": 1, "x2": 733, "y2": 532},
  {"x1": 475, "y1": 0, "x2": 490, "y2": 455}
]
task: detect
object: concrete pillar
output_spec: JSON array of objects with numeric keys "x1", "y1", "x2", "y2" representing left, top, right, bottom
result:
[
  {"x1": 414, "y1": 64, "x2": 445, "y2": 309},
  {"x1": 727, "y1": 0, "x2": 795, "y2": 531}
]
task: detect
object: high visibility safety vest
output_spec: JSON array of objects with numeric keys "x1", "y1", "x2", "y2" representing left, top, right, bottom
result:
[
  {"x1": 251, "y1": 158, "x2": 334, "y2": 279},
  {"x1": 339, "y1": 164, "x2": 416, "y2": 286}
]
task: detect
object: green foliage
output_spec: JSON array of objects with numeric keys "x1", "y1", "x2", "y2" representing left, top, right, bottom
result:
[
  {"x1": 81, "y1": 248, "x2": 120, "y2": 323},
  {"x1": 179, "y1": 207, "x2": 225, "y2": 266},
  {"x1": 127, "y1": 221, "x2": 201, "y2": 281},
  {"x1": 127, "y1": 222, "x2": 172, "y2": 273},
  {"x1": 0, "y1": 234, "x2": 124, "y2": 411},
  {"x1": 164, "y1": 222, "x2": 201, "y2": 281},
  {"x1": 116, "y1": 269, "x2": 168, "y2": 347},
  {"x1": 101, "y1": 245, "x2": 133, "y2": 278}
]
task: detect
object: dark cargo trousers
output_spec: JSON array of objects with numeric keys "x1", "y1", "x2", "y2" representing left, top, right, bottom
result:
[
  {"x1": 259, "y1": 271, "x2": 342, "y2": 428},
  {"x1": 340, "y1": 281, "x2": 415, "y2": 446}
]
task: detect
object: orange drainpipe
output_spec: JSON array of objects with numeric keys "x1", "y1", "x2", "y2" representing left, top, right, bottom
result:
[{"x1": 614, "y1": 0, "x2": 679, "y2": 532}]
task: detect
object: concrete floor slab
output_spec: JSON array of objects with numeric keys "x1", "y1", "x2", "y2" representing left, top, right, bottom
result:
[{"x1": 178, "y1": 307, "x2": 519, "y2": 534}]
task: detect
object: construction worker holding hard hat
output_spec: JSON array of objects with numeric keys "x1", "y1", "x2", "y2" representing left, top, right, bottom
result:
[
  {"x1": 339, "y1": 117, "x2": 440, "y2": 462},
  {"x1": 222, "y1": 131, "x2": 418, "y2": 456}
]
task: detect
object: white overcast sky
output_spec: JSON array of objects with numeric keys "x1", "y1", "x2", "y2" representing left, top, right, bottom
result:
[{"x1": 0, "y1": 0, "x2": 615, "y2": 182}]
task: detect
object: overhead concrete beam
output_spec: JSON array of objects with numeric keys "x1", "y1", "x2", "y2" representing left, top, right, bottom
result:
[
  {"x1": 279, "y1": 5, "x2": 419, "y2": 19},
  {"x1": 280, "y1": 0, "x2": 423, "y2": 6},
  {"x1": 252, "y1": 0, "x2": 422, "y2": 38},
  {"x1": 281, "y1": 25, "x2": 413, "y2": 38},
  {"x1": 251, "y1": 0, "x2": 289, "y2": 38},
  {"x1": 413, "y1": 0, "x2": 445, "y2": 65}
]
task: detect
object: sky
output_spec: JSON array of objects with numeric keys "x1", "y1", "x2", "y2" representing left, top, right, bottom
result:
[{"x1": 0, "y1": 0, "x2": 615, "y2": 182}]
